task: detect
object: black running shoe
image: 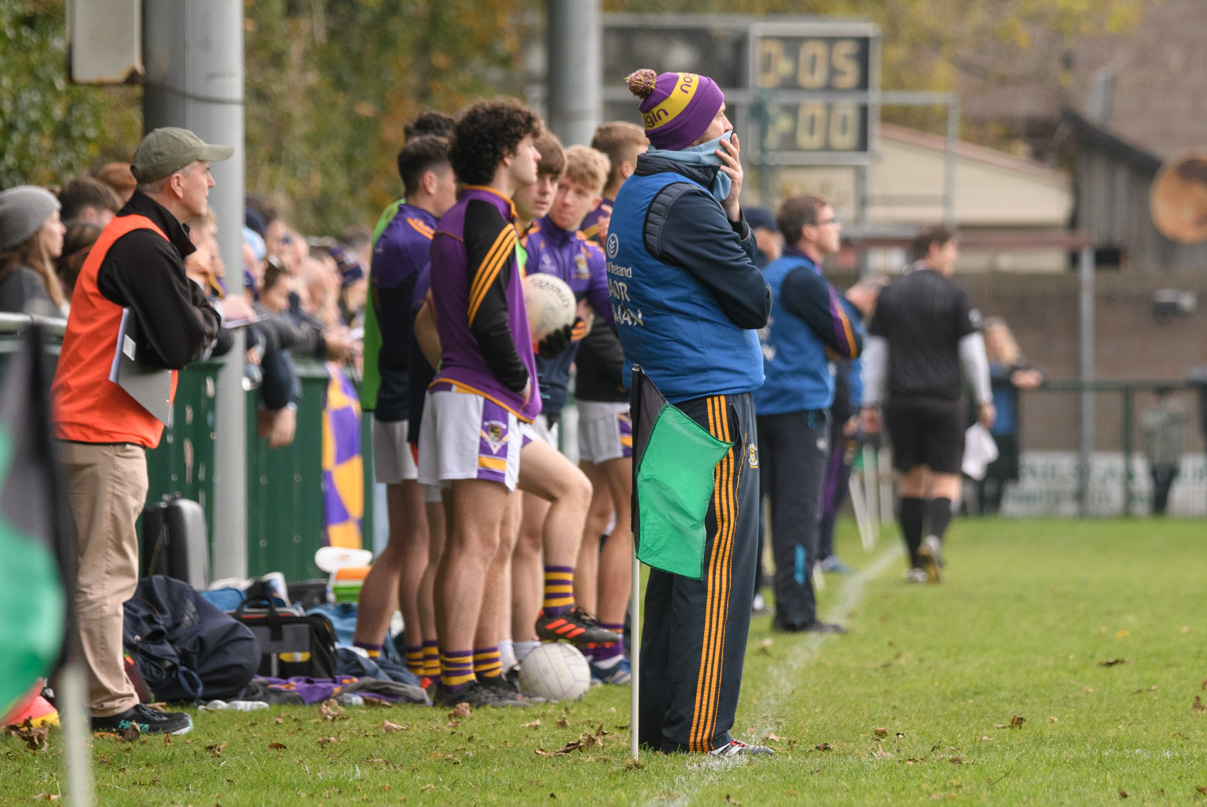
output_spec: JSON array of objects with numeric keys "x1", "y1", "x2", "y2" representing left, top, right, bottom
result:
[
  {"x1": 480, "y1": 672, "x2": 547, "y2": 704},
  {"x1": 91, "y1": 703, "x2": 192, "y2": 736},
  {"x1": 433, "y1": 680, "x2": 528, "y2": 708},
  {"x1": 535, "y1": 607, "x2": 621, "y2": 645}
]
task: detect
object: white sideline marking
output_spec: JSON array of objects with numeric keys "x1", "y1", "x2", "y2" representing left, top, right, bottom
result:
[{"x1": 645, "y1": 546, "x2": 902, "y2": 805}]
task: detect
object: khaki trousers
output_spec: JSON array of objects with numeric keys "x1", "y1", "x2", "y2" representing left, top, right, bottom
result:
[{"x1": 58, "y1": 441, "x2": 148, "y2": 717}]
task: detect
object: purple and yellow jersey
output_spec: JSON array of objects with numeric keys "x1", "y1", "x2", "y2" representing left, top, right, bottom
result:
[
  {"x1": 580, "y1": 195, "x2": 614, "y2": 247},
  {"x1": 429, "y1": 186, "x2": 540, "y2": 423}
]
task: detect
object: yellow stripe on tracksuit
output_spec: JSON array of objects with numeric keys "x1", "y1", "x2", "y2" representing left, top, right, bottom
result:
[
  {"x1": 689, "y1": 395, "x2": 739, "y2": 752},
  {"x1": 467, "y1": 227, "x2": 517, "y2": 323}
]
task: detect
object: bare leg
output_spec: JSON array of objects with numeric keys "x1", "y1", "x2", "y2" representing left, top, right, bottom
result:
[
  {"x1": 595, "y1": 456, "x2": 633, "y2": 626},
  {"x1": 517, "y1": 437, "x2": 592, "y2": 568},
  {"x1": 574, "y1": 460, "x2": 612, "y2": 613},
  {"x1": 435, "y1": 479, "x2": 508, "y2": 662},
  {"x1": 510, "y1": 492, "x2": 548, "y2": 642},
  {"x1": 477, "y1": 493, "x2": 521, "y2": 650},
  {"x1": 417, "y1": 498, "x2": 445, "y2": 656},
  {"x1": 353, "y1": 480, "x2": 428, "y2": 652}
]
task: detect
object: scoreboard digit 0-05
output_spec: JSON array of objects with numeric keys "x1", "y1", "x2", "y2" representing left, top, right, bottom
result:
[{"x1": 602, "y1": 15, "x2": 880, "y2": 164}]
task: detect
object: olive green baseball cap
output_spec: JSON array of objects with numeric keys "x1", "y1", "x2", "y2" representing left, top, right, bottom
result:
[{"x1": 131, "y1": 127, "x2": 234, "y2": 184}]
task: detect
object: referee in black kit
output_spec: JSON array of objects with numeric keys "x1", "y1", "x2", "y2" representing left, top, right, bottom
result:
[{"x1": 860, "y1": 226, "x2": 995, "y2": 583}]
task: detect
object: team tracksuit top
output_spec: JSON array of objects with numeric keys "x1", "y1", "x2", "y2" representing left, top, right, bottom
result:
[
  {"x1": 606, "y1": 155, "x2": 769, "y2": 403},
  {"x1": 370, "y1": 202, "x2": 437, "y2": 423},
  {"x1": 429, "y1": 186, "x2": 540, "y2": 423},
  {"x1": 525, "y1": 216, "x2": 612, "y2": 418},
  {"x1": 753, "y1": 247, "x2": 865, "y2": 416}
]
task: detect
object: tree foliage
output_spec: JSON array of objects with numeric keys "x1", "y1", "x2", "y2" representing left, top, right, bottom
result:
[
  {"x1": 0, "y1": 0, "x2": 140, "y2": 189},
  {"x1": 244, "y1": 0, "x2": 535, "y2": 234}
]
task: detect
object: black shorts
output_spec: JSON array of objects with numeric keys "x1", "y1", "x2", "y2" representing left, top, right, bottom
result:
[{"x1": 884, "y1": 396, "x2": 964, "y2": 475}]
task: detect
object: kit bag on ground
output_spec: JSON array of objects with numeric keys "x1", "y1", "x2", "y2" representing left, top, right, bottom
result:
[
  {"x1": 142, "y1": 495, "x2": 210, "y2": 590},
  {"x1": 232, "y1": 597, "x2": 337, "y2": 679},
  {"x1": 123, "y1": 575, "x2": 260, "y2": 703}
]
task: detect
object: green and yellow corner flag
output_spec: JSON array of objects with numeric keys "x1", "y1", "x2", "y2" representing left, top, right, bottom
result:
[
  {"x1": 631, "y1": 367, "x2": 732, "y2": 580},
  {"x1": 0, "y1": 327, "x2": 68, "y2": 717}
]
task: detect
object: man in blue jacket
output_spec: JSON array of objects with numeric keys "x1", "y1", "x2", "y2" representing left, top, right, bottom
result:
[
  {"x1": 609, "y1": 68, "x2": 772, "y2": 757},
  {"x1": 754, "y1": 195, "x2": 870, "y2": 634}
]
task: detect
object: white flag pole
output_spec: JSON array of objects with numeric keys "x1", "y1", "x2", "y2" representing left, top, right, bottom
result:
[{"x1": 630, "y1": 546, "x2": 640, "y2": 760}]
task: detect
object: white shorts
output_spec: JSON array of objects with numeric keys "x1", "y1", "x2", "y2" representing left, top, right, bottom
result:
[
  {"x1": 577, "y1": 401, "x2": 633, "y2": 464},
  {"x1": 417, "y1": 388, "x2": 522, "y2": 492},
  {"x1": 373, "y1": 418, "x2": 418, "y2": 484},
  {"x1": 522, "y1": 414, "x2": 559, "y2": 448}
]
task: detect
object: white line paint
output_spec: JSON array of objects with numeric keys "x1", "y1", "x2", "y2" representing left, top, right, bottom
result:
[{"x1": 644, "y1": 545, "x2": 902, "y2": 805}]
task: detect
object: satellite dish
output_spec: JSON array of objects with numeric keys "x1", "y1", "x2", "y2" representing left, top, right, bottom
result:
[{"x1": 1151, "y1": 150, "x2": 1207, "y2": 244}]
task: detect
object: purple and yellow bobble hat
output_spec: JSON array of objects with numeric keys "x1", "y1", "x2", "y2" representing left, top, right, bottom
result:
[{"x1": 626, "y1": 69, "x2": 725, "y2": 151}]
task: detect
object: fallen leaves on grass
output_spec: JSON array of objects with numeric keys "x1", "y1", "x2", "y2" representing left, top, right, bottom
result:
[
  {"x1": 316, "y1": 735, "x2": 342, "y2": 746},
  {"x1": 1132, "y1": 686, "x2": 1157, "y2": 694},
  {"x1": 993, "y1": 716, "x2": 1026, "y2": 730},
  {"x1": 2, "y1": 719, "x2": 50, "y2": 752},
  {"x1": 1116, "y1": 630, "x2": 1130, "y2": 638},
  {"x1": 267, "y1": 742, "x2": 287, "y2": 750},
  {"x1": 1119, "y1": 790, "x2": 1128, "y2": 798},
  {"x1": 1192, "y1": 696, "x2": 1206, "y2": 713},
  {"x1": 1195, "y1": 785, "x2": 1207, "y2": 795},
  {"x1": 555, "y1": 718, "x2": 570, "y2": 729},
  {"x1": 319, "y1": 699, "x2": 345, "y2": 722},
  {"x1": 873, "y1": 727, "x2": 887, "y2": 738},
  {"x1": 382, "y1": 720, "x2": 405, "y2": 733},
  {"x1": 205, "y1": 742, "x2": 227, "y2": 757},
  {"x1": 535, "y1": 724, "x2": 609, "y2": 756},
  {"x1": 522, "y1": 719, "x2": 541, "y2": 729},
  {"x1": 872, "y1": 744, "x2": 893, "y2": 759},
  {"x1": 725, "y1": 795, "x2": 742, "y2": 806},
  {"x1": 448, "y1": 703, "x2": 471, "y2": 721},
  {"x1": 814, "y1": 743, "x2": 832, "y2": 751},
  {"x1": 1098, "y1": 658, "x2": 1130, "y2": 667}
]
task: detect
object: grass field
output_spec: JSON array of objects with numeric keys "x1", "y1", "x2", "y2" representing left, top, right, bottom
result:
[{"x1": 4, "y1": 518, "x2": 1205, "y2": 805}]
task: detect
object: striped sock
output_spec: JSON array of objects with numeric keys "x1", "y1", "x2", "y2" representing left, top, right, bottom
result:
[
  {"x1": 542, "y1": 565, "x2": 575, "y2": 616},
  {"x1": 473, "y1": 646, "x2": 503, "y2": 679},
  {"x1": 404, "y1": 645, "x2": 424, "y2": 676},
  {"x1": 422, "y1": 641, "x2": 440, "y2": 684},
  {"x1": 353, "y1": 641, "x2": 382, "y2": 659},
  {"x1": 440, "y1": 650, "x2": 475, "y2": 691}
]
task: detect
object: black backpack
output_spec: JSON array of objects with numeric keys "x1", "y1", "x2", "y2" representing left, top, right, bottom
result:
[{"x1": 123, "y1": 575, "x2": 260, "y2": 703}]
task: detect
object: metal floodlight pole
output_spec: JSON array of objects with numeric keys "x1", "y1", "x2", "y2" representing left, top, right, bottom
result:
[
  {"x1": 143, "y1": 0, "x2": 246, "y2": 578},
  {"x1": 546, "y1": 0, "x2": 601, "y2": 146},
  {"x1": 1078, "y1": 245, "x2": 1096, "y2": 517}
]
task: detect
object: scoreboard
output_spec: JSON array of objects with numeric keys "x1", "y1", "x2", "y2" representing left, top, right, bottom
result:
[{"x1": 602, "y1": 16, "x2": 880, "y2": 164}]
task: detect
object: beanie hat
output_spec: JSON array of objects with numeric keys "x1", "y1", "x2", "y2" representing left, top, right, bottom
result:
[
  {"x1": 0, "y1": 186, "x2": 60, "y2": 251},
  {"x1": 328, "y1": 244, "x2": 365, "y2": 286},
  {"x1": 744, "y1": 206, "x2": 776, "y2": 232},
  {"x1": 626, "y1": 69, "x2": 725, "y2": 151}
]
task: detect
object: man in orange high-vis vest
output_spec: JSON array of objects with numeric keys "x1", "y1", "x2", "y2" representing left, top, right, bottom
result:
[{"x1": 52, "y1": 128, "x2": 229, "y2": 736}]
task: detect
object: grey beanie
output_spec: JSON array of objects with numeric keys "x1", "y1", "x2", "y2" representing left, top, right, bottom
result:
[{"x1": 0, "y1": 186, "x2": 60, "y2": 252}]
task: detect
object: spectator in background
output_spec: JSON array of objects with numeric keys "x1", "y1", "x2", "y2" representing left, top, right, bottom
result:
[
  {"x1": 184, "y1": 208, "x2": 225, "y2": 300},
  {"x1": 1141, "y1": 388, "x2": 1186, "y2": 516},
  {"x1": 55, "y1": 220, "x2": 103, "y2": 303},
  {"x1": 744, "y1": 206, "x2": 783, "y2": 269},
  {"x1": 974, "y1": 317, "x2": 1043, "y2": 515},
  {"x1": 94, "y1": 162, "x2": 137, "y2": 205},
  {"x1": 582, "y1": 120, "x2": 648, "y2": 246},
  {"x1": 329, "y1": 243, "x2": 367, "y2": 329},
  {"x1": 0, "y1": 185, "x2": 68, "y2": 315},
  {"x1": 59, "y1": 177, "x2": 123, "y2": 227}
]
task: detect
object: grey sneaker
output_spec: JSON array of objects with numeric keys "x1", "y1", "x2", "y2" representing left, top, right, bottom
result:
[
  {"x1": 918, "y1": 535, "x2": 944, "y2": 583},
  {"x1": 708, "y1": 740, "x2": 775, "y2": 757},
  {"x1": 904, "y1": 567, "x2": 929, "y2": 584}
]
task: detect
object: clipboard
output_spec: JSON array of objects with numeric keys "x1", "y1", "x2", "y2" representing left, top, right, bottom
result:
[{"x1": 109, "y1": 308, "x2": 174, "y2": 426}]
